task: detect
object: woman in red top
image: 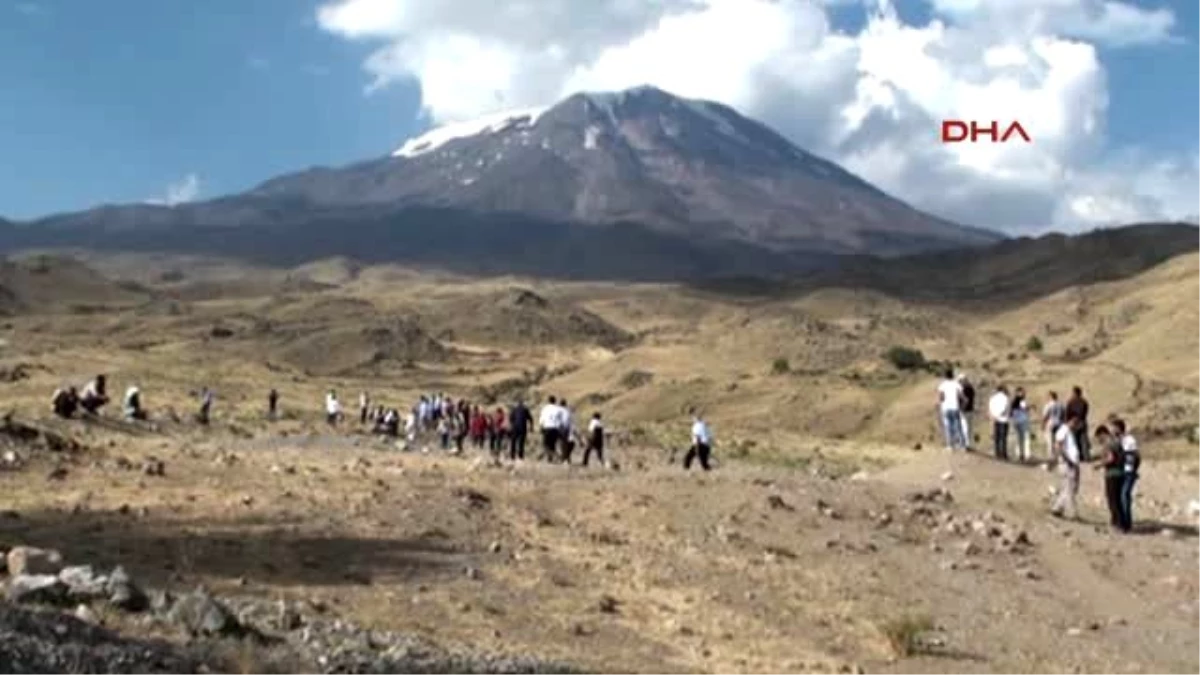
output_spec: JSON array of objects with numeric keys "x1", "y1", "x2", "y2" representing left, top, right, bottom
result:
[{"x1": 469, "y1": 407, "x2": 487, "y2": 448}]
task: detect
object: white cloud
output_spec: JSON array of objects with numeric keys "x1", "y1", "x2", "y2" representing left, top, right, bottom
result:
[
  {"x1": 147, "y1": 174, "x2": 202, "y2": 207},
  {"x1": 317, "y1": 0, "x2": 1197, "y2": 233}
]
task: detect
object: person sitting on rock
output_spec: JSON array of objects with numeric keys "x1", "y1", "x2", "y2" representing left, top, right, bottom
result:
[
  {"x1": 51, "y1": 386, "x2": 79, "y2": 418},
  {"x1": 123, "y1": 385, "x2": 147, "y2": 421},
  {"x1": 79, "y1": 375, "x2": 108, "y2": 415}
]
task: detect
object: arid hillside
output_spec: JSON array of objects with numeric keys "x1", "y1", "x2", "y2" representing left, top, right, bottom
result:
[{"x1": 0, "y1": 243, "x2": 1195, "y2": 673}]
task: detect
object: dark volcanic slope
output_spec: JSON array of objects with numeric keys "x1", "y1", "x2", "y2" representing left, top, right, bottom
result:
[
  {"x1": 251, "y1": 86, "x2": 999, "y2": 256},
  {"x1": 0, "y1": 87, "x2": 1000, "y2": 281},
  {"x1": 696, "y1": 222, "x2": 1199, "y2": 306}
]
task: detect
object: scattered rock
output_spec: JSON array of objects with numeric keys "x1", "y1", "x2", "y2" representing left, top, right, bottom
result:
[
  {"x1": 166, "y1": 588, "x2": 244, "y2": 637},
  {"x1": 1017, "y1": 567, "x2": 1040, "y2": 580},
  {"x1": 58, "y1": 565, "x2": 108, "y2": 601},
  {"x1": 46, "y1": 466, "x2": 69, "y2": 481},
  {"x1": 106, "y1": 566, "x2": 148, "y2": 612},
  {"x1": 6, "y1": 574, "x2": 70, "y2": 605},
  {"x1": 8, "y1": 546, "x2": 64, "y2": 576},
  {"x1": 766, "y1": 495, "x2": 794, "y2": 511},
  {"x1": 453, "y1": 487, "x2": 491, "y2": 509},
  {"x1": 1066, "y1": 627, "x2": 1083, "y2": 637},
  {"x1": 960, "y1": 541, "x2": 981, "y2": 556},
  {"x1": 597, "y1": 595, "x2": 620, "y2": 614},
  {"x1": 489, "y1": 541, "x2": 502, "y2": 554},
  {"x1": 73, "y1": 603, "x2": 100, "y2": 625},
  {"x1": 141, "y1": 457, "x2": 166, "y2": 477},
  {"x1": 940, "y1": 471, "x2": 954, "y2": 482},
  {"x1": 464, "y1": 566, "x2": 481, "y2": 580},
  {"x1": 848, "y1": 471, "x2": 869, "y2": 481}
]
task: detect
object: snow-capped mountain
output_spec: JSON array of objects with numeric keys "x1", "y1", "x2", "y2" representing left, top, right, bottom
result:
[
  {"x1": 3, "y1": 86, "x2": 1001, "y2": 280},
  {"x1": 250, "y1": 85, "x2": 996, "y2": 255}
]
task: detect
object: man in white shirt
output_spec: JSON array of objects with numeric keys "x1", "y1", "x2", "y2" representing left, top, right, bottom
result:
[
  {"x1": 325, "y1": 390, "x2": 341, "y2": 426},
  {"x1": 684, "y1": 410, "x2": 713, "y2": 471},
  {"x1": 538, "y1": 396, "x2": 563, "y2": 462},
  {"x1": 936, "y1": 369, "x2": 966, "y2": 451},
  {"x1": 1051, "y1": 415, "x2": 1082, "y2": 518},
  {"x1": 988, "y1": 385, "x2": 1011, "y2": 461},
  {"x1": 558, "y1": 399, "x2": 575, "y2": 463}
]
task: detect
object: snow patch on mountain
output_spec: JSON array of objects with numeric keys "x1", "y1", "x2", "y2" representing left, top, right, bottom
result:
[{"x1": 394, "y1": 107, "x2": 546, "y2": 158}]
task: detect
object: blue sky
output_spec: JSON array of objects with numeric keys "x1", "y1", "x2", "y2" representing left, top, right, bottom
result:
[{"x1": 1, "y1": 0, "x2": 1197, "y2": 229}]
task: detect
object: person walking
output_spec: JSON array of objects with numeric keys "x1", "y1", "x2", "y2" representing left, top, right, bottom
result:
[
  {"x1": 1051, "y1": 414, "x2": 1083, "y2": 519},
  {"x1": 509, "y1": 399, "x2": 531, "y2": 461},
  {"x1": 1011, "y1": 386, "x2": 1032, "y2": 462},
  {"x1": 958, "y1": 374, "x2": 976, "y2": 451},
  {"x1": 683, "y1": 410, "x2": 713, "y2": 471},
  {"x1": 538, "y1": 396, "x2": 563, "y2": 462},
  {"x1": 988, "y1": 384, "x2": 1011, "y2": 460},
  {"x1": 583, "y1": 412, "x2": 605, "y2": 467},
  {"x1": 1066, "y1": 386, "x2": 1091, "y2": 461},
  {"x1": 359, "y1": 391, "x2": 370, "y2": 425},
  {"x1": 490, "y1": 406, "x2": 508, "y2": 457},
  {"x1": 1041, "y1": 391, "x2": 1064, "y2": 463},
  {"x1": 268, "y1": 388, "x2": 279, "y2": 420},
  {"x1": 936, "y1": 369, "x2": 966, "y2": 451}
]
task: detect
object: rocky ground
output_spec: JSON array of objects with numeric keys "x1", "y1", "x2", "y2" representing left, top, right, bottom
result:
[{"x1": 0, "y1": 411, "x2": 1196, "y2": 673}]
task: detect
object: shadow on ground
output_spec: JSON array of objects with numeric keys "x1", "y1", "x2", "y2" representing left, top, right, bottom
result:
[{"x1": 0, "y1": 509, "x2": 464, "y2": 588}]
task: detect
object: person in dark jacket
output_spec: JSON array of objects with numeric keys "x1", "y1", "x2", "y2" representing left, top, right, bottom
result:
[
  {"x1": 1065, "y1": 386, "x2": 1090, "y2": 461},
  {"x1": 583, "y1": 412, "x2": 605, "y2": 467},
  {"x1": 958, "y1": 374, "x2": 976, "y2": 451},
  {"x1": 509, "y1": 400, "x2": 531, "y2": 461},
  {"x1": 1094, "y1": 424, "x2": 1124, "y2": 530}
]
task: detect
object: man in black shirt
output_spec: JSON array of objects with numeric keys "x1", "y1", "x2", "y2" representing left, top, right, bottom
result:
[
  {"x1": 1066, "y1": 386, "x2": 1090, "y2": 461},
  {"x1": 508, "y1": 399, "x2": 531, "y2": 461},
  {"x1": 958, "y1": 374, "x2": 976, "y2": 451}
]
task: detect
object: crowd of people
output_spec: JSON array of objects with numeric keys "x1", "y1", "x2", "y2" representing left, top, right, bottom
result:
[
  {"x1": 937, "y1": 369, "x2": 1141, "y2": 532},
  {"x1": 51, "y1": 375, "x2": 721, "y2": 473}
]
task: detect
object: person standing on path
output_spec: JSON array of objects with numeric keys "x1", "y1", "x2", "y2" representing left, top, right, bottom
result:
[
  {"x1": 1114, "y1": 418, "x2": 1140, "y2": 532},
  {"x1": 1011, "y1": 387, "x2": 1032, "y2": 462},
  {"x1": 1041, "y1": 391, "x2": 1064, "y2": 463},
  {"x1": 1065, "y1": 386, "x2": 1091, "y2": 461},
  {"x1": 936, "y1": 369, "x2": 966, "y2": 451},
  {"x1": 1051, "y1": 414, "x2": 1083, "y2": 519},
  {"x1": 509, "y1": 399, "x2": 531, "y2": 461},
  {"x1": 325, "y1": 390, "x2": 341, "y2": 427},
  {"x1": 958, "y1": 374, "x2": 976, "y2": 451},
  {"x1": 683, "y1": 410, "x2": 713, "y2": 471},
  {"x1": 359, "y1": 391, "x2": 370, "y2": 425},
  {"x1": 1094, "y1": 424, "x2": 1125, "y2": 530},
  {"x1": 268, "y1": 388, "x2": 279, "y2": 420},
  {"x1": 988, "y1": 385, "x2": 1011, "y2": 460}
]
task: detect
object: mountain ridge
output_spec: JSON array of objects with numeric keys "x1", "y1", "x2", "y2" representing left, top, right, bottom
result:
[{"x1": 2, "y1": 85, "x2": 1002, "y2": 278}]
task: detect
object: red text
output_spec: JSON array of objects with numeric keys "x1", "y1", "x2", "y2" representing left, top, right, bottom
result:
[{"x1": 941, "y1": 120, "x2": 1031, "y2": 143}]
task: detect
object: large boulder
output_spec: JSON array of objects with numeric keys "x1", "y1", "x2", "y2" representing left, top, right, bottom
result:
[{"x1": 7, "y1": 547, "x2": 64, "y2": 577}]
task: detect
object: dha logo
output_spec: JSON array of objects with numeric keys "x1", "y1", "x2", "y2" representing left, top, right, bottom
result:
[{"x1": 941, "y1": 120, "x2": 1032, "y2": 144}]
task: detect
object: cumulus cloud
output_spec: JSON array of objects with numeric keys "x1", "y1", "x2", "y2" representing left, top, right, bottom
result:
[
  {"x1": 317, "y1": 0, "x2": 1197, "y2": 233},
  {"x1": 147, "y1": 174, "x2": 202, "y2": 207}
]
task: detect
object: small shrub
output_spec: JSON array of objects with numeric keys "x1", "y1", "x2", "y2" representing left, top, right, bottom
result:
[
  {"x1": 880, "y1": 614, "x2": 936, "y2": 657},
  {"x1": 1025, "y1": 336, "x2": 1043, "y2": 352},
  {"x1": 885, "y1": 346, "x2": 927, "y2": 371},
  {"x1": 771, "y1": 357, "x2": 791, "y2": 375}
]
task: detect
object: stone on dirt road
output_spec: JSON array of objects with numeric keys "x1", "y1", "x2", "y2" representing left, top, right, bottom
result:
[{"x1": 7, "y1": 547, "x2": 64, "y2": 577}]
